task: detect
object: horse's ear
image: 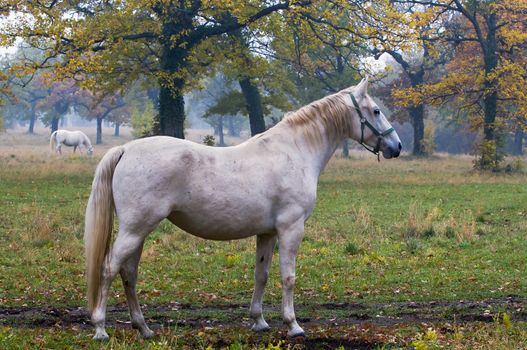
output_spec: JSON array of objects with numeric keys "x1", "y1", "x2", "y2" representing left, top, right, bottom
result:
[{"x1": 354, "y1": 76, "x2": 369, "y2": 98}]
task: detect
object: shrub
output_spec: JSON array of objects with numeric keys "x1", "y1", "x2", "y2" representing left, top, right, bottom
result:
[
  {"x1": 405, "y1": 238, "x2": 420, "y2": 255},
  {"x1": 473, "y1": 139, "x2": 504, "y2": 171},
  {"x1": 349, "y1": 206, "x2": 373, "y2": 235},
  {"x1": 421, "y1": 120, "x2": 436, "y2": 157},
  {"x1": 202, "y1": 135, "x2": 216, "y2": 146},
  {"x1": 344, "y1": 241, "x2": 363, "y2": 255},
  {"x1": 405, "y1": 202, "x2": 440, "y2": 239},
  {"x1": 131, "y1": 101, "x2": 156, "y2": 138}
]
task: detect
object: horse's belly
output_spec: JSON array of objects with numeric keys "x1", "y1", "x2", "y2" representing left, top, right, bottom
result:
[{"x1": 167, "y1": 209, "x2": 274, "y2": 240}]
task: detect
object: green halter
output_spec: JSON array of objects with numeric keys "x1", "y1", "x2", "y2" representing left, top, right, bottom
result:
[{"x1": 350, "y1": 93, "x2": 395, "y2": 157}]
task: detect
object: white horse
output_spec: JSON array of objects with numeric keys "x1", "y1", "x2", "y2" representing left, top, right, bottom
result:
[
  {"x1": 84, "y1": 78, "x2": 402, "y2": 340},
  {"x1": 50, "y1": 130, "x2": 94, "y2": 156}
]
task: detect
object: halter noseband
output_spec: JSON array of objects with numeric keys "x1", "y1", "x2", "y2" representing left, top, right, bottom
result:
[{"x1": 350, "y1": 93, "x2": 395, "y2": 159}]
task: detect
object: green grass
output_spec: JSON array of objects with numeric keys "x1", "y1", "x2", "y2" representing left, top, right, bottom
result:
[{"x1": 1, "y1": 140, "x2": 527, "y2": 348}]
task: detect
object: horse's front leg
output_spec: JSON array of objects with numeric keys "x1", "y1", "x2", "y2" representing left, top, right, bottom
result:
[
  {"x1": 250, "y1": 233, "x2": 277, "y2": 332},
  {"x1": 278, "y1": 217, "x2": 305, "y2": 337},
  {"x1": 74, "y1": 145, "x2": 77, "y2": 153}
]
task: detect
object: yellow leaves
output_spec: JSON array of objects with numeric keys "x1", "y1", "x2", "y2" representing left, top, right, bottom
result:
[
  {"x1": 411, "y1": 328, "x2": 439, "y2": 350},
  {"x1": 393, "y1": 66, "x2": 487, "y2": 112},
  {"x1": 225, "y1": 254, "x2": 241, "y2": 266},
  {"x1": 499, "y1": 29, "x2": 527, "y2": 51},
  {"x1": 361, "y1": 252, "x2": 387, "y2": 266},
  {"x1": 503, "y1": 312, "x2": 513, "y2": 332},
  {"x1": 407, "y1": 8, "x2": 440, "y2": 29},
  {"x1": 392, "y1": 87, "x2": 422, "y2": 108},
  {"x1": 12, "y1": 65, "x2": 36, "y2": 79}
]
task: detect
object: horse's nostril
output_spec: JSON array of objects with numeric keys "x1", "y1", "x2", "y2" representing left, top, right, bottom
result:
[{"x1": 398, "y1": 142, "x2": 402, "y2": 151}]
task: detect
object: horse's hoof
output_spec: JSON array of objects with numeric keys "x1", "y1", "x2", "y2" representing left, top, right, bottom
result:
[
  {"x1": 251, "y1": 324, "x2": 271, "y2": 332},
  {"x1": 287, "y1": 327, "x2": 306, "y2": 338},
  {"x1": 288, "y1": 331, "x2": 305, "y2": 338},
  {"x1": 141, "y1": 328, "x2": 155, "y2": 339},
  {"x1": 93, "y1": 331, "x2": 110, "y2": 341}
]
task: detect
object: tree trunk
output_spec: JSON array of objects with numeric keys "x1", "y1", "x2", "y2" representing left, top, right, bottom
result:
[
  {"x1": 157, "y1": 17, "x2": 191, "y2": 139},
  {"x1": 341, "y1": 139, "x2": 349, "y2": 158},
  {"x1": 218, "y1": 116, "x2": 225, "y2": 146},
  {"x1": 239, "y1": 77, "x2": 266, "y2": 136},
  {"x1": 52, "y1": 100, "x2": 69, "y2": 133},
  {"x1": 51, "y1": 117, "x2": 59, "y2": 133},
  {"x1": 228, "y1": 116, "x2": 239, "y2": 136},
  {"x1": 28, "y1": 112, "x2": 36, "y2": 134},
  {"x1": 483, "y1": 92, "x2": 497, "y2": 143},
  {"x1": 96, "y1": 117, "x2": 103, "y2": 144},
  {"x1": 512, "y1": 128, "x2": 524, "y2": 155},
  {"x1": 159, "y1": 82, "x2": 185, "y2": 138},
  {"x1": 481, "y1": 13, "x2": 498, "y2": 167},
  {"x1": 406, "y1": 68, "x2": 426, "y2": 156},
  {"x1": 410, "y1": 105, "x2": 425, "y2": 156},
  {"x1": 114, "y1": 122, "x2": 120, "y2": 137}
]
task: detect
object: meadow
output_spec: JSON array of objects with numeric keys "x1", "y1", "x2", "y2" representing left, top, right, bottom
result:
[{"x1": 1, "y1": 127, "x2": 527, "y2": 349}]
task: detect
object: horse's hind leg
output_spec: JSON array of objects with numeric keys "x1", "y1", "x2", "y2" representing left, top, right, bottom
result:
[
  {"x1": 250, "y1": 233, "x2": 277, "y2": 332},
  {"x1": 91, "y1": 231, "x2": 145, "y2": 340},
  {"x1": 119, "y1": 241, "x2": 154, "y2": 338}
]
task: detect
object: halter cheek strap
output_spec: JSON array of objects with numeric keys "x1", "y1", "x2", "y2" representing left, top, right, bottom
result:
[{"x1": 350, "y1": 93, "x2": 395, "y2": 159}]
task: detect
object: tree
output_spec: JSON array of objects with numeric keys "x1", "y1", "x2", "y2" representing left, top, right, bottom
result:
[
  {"x1": 1, "y1": 0, "x2": 417, "y2": 140},
  {"x1": 393, "y1": 0, "x2": 527, "y2": 169},
  {"x1": 0, "y1": 1, "x2": 307, "y2": 139},
  {"x1": 13, "y1": 75, "x2": 50, "y2": 133},
  {"x1": 372, "y1": 3, "x2": 452, "y2": 156},
  {"x1": 0, "y1": 53, "x2": 12, "y2": 123},
  {"x1": 77, "y1": 91, "x2": 128, "y2": 144},
  {"x1": 196, "y1": 72, "x2": 290, "y2": 143},
  {"x1": 273, "y1": 16, "x2": 367, "y2": 157},
  {"x1": 35, "y1": 80, "x2": 81, "y2": 133}
]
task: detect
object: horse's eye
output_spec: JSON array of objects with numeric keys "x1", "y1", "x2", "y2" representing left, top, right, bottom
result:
[{"x1": 373, "y1": 108, "x2": 381, "y2": 115}]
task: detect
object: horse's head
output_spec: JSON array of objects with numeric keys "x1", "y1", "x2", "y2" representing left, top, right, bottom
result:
[
  {"x1": 87, "y1": 146, "x2": 94, "y2": 156},
  {"x1": 347, "y1": 78, "x2": 402, "y2": 159}
]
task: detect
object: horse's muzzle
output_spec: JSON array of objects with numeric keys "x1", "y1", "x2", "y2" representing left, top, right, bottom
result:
[{"x1": 382, "y1": 141, "x2": 402, "y2": 159}]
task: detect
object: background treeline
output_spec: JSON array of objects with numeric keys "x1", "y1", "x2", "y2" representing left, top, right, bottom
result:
[{"x1": 0, "y1": 0, "x2": 526, "y2": 169}]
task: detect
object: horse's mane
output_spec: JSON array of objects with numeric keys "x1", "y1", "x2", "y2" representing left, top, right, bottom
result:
[{"x1": 283, "y1": 91, "x2": 353, "y2": 146}]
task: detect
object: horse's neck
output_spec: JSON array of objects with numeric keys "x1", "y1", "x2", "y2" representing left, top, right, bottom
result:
[
  {"x1": 83, "y1": 135, "x2": 92, "y2": 147},
  {"x1": 274, "y1": 120, "x2": 345, "y2": 176}
]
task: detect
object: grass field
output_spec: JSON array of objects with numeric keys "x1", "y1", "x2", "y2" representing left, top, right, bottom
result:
[{"x1": 1, "y1": 128, "x2": 527, "y2": 349}]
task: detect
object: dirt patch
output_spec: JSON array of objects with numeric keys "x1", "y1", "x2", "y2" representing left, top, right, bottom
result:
[
  {"x1": 1, "y1": 296, "x2": 525, "y2": 348},
  {"x1": 1, "y1": 296, "x2": 525, "y2": 329}
]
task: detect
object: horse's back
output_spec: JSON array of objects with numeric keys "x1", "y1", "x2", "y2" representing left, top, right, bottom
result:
[{"x1": 56, "y1": 130, "x2": 90, "y2": 146}]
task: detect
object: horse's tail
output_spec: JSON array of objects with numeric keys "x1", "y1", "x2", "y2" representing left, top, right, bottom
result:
[
  {"x1": 84, "y1": 146, "x2": 125, "y2": 312},
  {"x1": 50, "y1": 130, "x2": 58, "y2": 152}
]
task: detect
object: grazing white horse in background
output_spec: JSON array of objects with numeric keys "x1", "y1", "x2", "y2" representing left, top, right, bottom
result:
[
  {"x1": 84, "y1": 78, "x2": 402, "y2": 340},
  {"x1": 50, "y1": 130, "x2": 94, "y2": 156}
]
